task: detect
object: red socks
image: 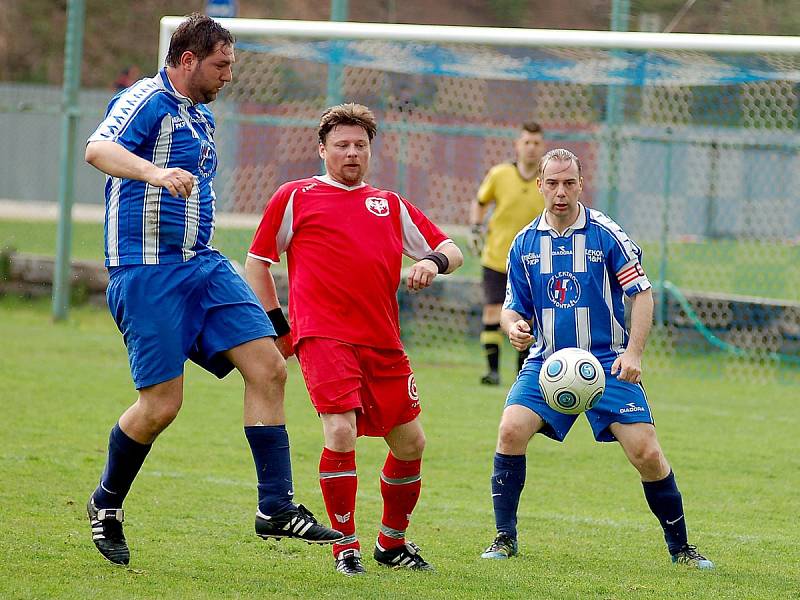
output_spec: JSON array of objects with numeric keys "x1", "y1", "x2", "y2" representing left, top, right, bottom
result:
[
  {"x1": 378, "y1": 452, "x2": 422, "y2": 550},
  {"x1": 319, "y1": 447, "x2": 358, "y2": 554}
]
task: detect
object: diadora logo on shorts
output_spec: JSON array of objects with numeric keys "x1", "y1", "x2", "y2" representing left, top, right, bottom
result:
[
  {"x1": 408, "y1": 374, "x2": 419, "y2": 407},
  {"x1": 522, "y1": 252, "x2": 540, "y2": 265},
  {"x1": 365, "y1": 197, "x2": 390, "y2": 216},
  {"x1": 547, "y1": 271, "x2": 581, "y2": 308},
  {"x1": 619, "y1": 402, "x2": 645, "y2": 414}
]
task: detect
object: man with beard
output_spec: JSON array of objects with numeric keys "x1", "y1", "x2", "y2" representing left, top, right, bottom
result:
[{"x1": 83, "y1": 13, "x2": 342, "y2": 566}]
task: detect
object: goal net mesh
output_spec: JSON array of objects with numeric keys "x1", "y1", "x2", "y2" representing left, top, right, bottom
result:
[{"x1": 209, "y1": 32, "x2": 799, "y2": 381}]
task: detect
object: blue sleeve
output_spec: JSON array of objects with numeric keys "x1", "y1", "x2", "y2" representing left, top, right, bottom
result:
[
  {"x1": 87, "y1": 88, "x2": 164, "y2": 153},
  {"x1": 502, "y1": 236, "x2": 535, "y2": 320},
  {"x1": 595, "y1": 214, "x2": 651, "y2": 296}
]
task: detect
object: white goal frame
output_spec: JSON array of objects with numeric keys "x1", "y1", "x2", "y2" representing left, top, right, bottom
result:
[{"x1": 159, "y1": 17, "x2": 800, "y2": 68}]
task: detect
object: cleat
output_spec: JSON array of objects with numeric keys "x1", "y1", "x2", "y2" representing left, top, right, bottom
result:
[
  {"x1": 481, "y1": 532, "x2": 518, "y2": 559},
  {"x1": 335, "y1": 548, "x2": 367, "y2": 576},
  {"x1": 480, "y1": 371, "x2": 500, "y2": 386},
  {"x1": 255, "y1": 504, "x2": 344, "y2": 544},
  {"x1": 374, "y1": 541, "x2": 433, "y2": 571},
  {"x1": 87, "y1": 497, "x2": 130, "y2": 565},
  {"x1": 671, "y1": 544, "x2": 714, "y2": 569}
]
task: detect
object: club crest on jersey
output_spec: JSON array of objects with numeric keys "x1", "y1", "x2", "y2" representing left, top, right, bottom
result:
[
  {"x1": 198, "y1": 140, "x2": 217, "y2": 178},
  {"x1": 547, "y1": 271, "x2": 581, "y2": 308},
  {"x1": 408, "y1": 374, "x2": 419, "y2": 406},
  {"x1": 365, "y1": 196, "x2": 390, "y2": 217}
]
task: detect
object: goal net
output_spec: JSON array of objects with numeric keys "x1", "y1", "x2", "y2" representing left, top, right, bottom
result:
[{"x1": 159, "y1": 18, "x2": 800, "y2": 380}]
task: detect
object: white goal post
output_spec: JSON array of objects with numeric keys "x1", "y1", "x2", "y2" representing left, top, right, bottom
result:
[{"x1": 159, "y1": 18, "x2": 800, "y2": 66}]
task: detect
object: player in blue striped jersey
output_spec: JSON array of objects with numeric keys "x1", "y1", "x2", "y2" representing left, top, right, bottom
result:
[
  {"x1": 83, "y1": 13, "x2": 341, "y2": 566},
  {"x1": 480, "y1": 149, "x2": 713, "y2": 569}
]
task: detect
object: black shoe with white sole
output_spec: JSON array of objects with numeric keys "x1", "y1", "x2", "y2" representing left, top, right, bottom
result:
[
  {"x1": 335, "y1": 548, "x2": 367, "y2": 576},
  {"x1": 255, "y1": 504, "x2": 344, "y2": 544},
  {"x1": 374, "y1": 541, "x2": 433, "y2": 571},
  {"x1": 87, "y1": 497, "x2": 130, "y2": 565}
]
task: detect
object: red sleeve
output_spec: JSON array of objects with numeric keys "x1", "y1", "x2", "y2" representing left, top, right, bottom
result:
[
  {"x1": 248, "y1": 183, "x2": 297, "y2": 263},
  {"x1": 395, "y1": 193, "x2": 450, "y2": 260}
]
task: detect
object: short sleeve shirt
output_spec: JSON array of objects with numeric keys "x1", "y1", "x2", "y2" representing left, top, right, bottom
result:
[
  {"x1": 504, "y1": 203, "x2": 651, "y2": 367},
  {"x1": 249, "y1": 175, "x2": 450, "y2": 349}
]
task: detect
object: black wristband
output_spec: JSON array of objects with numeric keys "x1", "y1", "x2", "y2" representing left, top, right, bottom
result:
[
  {"x1": 423, "y1": 251, "x2": 449, "y2": 274},
  {"x1": 266, "y1": 307, "x2": 291, "y2": 337}
]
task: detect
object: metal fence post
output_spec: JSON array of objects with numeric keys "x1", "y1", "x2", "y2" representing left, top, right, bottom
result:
[{"x1": 53, "y1": 0, "x2": 86, "y2": 320}]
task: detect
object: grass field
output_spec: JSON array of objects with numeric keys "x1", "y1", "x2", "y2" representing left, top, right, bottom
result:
[
  {"x1": 2, "y1": 218, "x2": 799, "y2": 301},
  {"x1": 2, "y1": 296, "x2": 799, "y2": 599}
]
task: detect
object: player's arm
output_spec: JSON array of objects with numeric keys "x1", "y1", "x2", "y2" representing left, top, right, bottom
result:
[
  {"x1": 244, "y1": 256, "x2": 293, "y2": 358},
  {"x1": 468, "y1": 196, "x2": 491, "y2": 256},
  {"x1": 85, "y1": 140, "x2": 194, "y2": 199},
  {"x1": 611, "y1": 288, "x2": 653, "y2": 383},
  {"x1": 407, "y1": 241, "x2": 464, "y2": 291},
  {"x1": 500, "y1": 308, "x2": 533, "y2": 351}
]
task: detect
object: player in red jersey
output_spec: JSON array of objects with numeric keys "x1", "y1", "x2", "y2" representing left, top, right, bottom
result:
[{"x1": 245, "y1": 103, "x2": 463, "y2": 576}]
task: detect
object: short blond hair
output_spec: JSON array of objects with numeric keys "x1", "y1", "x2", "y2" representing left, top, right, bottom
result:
[
  {"x1": 318, "y1": 103, "x2": 377, "y2": 144},
  {"x1": 539, "y1": 148, "x2": 582, "y2": 178}
]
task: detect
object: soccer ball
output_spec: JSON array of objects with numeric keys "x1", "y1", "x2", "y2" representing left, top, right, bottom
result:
[{"x1": 538, "y1": 348, "x2": 605, "y2": 415}]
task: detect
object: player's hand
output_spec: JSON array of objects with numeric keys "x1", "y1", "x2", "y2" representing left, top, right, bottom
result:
[
  {"x1": 149, "y1": 167, "x2": 196, "y2": 199},
  {"x1": 275, "y1": 332, "x2": 295, "y2": 359},
  {"x1": 406, "y1": 259, "x2": 438, "y2": 291},
  {"x1": 467, "y1": 224, "x2": 485, "y2": 256},
  {"x1": 507, "y1": 319, "x2": 533, "y2": 351},
  {"x1": 611, "y1": 351, "x2": 642, "y2": 383}
]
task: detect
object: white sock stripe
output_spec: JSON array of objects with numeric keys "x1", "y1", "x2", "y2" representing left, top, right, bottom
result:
[
  {"x1": 380, "y1": 524, "x2": 406, "y2": 539},
  {"x1": 379, "y1": 473, "x2": 421, "y2": 485},
  {"x1": 319, "y1": 470, "x2": 357, "y2": 479},
  {"x1": 338, "y1": 534, "x2": 358, "y2": 545}
]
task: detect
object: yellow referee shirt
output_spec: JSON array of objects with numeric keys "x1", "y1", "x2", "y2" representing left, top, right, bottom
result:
[{"x1": 477, "y1": 162, "x2": 544, "y2": 273}]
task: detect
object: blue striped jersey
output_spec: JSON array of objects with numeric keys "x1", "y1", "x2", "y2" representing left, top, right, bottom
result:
[
  {"x1": 88, "y1": 69, "x2": 219, "y2": 266},
  {"x1": 503, "y1": 203, "x2": 651, "y2": 367}
]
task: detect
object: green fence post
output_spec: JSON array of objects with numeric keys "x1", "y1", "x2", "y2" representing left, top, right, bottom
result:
[
  {"x1": 658, "y1": 129, "x2": 673, "y2": 327},
  {"x1": 602, "y1": 0, "x2": 629, "y2": 218},
  {"x1": 53, "y1": 0, "x2": 86, "y2": 321}
]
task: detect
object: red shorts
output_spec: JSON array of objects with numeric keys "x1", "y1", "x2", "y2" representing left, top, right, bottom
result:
[{"x1": 296, "y1": 337, "x2": 421, "y2": 438}]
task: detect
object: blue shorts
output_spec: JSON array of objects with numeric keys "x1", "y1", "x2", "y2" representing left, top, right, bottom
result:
[
  {"x1": 107, "y1": 251, "x2": 274, "y2": 389},
  {"x1": 506, "y1": 360, "x2": 654, "y2": 442}
]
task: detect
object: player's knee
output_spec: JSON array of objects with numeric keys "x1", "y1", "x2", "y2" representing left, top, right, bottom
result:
[
  {"x1": 629, "y1": 444, "x2": 664, "y2": 473},
  {"x1": 396, "y1": 432, "x2": 426, "y2": 459},
  {"x1": 324, "y1": 418, "x2": 357, "y2": 451},
  {"x1": 497, "y1": 420, "x2": 528, "y2": 451},
  {"x1": 141, "y1": 400, "x2": 181, "y2": 433},
  {"x1": 244, "y1": 351, "x2": 287, "y2": 391}
]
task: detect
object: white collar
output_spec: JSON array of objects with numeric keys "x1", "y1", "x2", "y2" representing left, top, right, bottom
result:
[
  {"x1": 315, "y1": 174, "x2": 368, "y2": 191},
  {"x1": 536, "y1": 202, "x2": 587, "y2": 235}
]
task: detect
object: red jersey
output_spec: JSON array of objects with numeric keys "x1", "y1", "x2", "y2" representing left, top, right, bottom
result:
[{"x1": 248, "y1": 175, "x2": 450, "y2": 350}]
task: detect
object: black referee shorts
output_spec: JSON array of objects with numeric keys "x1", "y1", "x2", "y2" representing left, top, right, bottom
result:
[{"x1": 481, "y1": 266, "x2": 507, "y2": 305}]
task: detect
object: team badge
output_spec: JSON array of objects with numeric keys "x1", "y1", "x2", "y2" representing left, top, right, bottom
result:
[
  {"x1": 407, "y1": 374, "x2": 419, "y2": 405},
  {"x1": 198, "y1": 140, "x2": 217, "y2": 178},
  {"x1": 547, "y1": 271, "x2": 581, "y2": 308},
  {"x1": 365, "y1": 197, "x2": 390, "y2": 216}
]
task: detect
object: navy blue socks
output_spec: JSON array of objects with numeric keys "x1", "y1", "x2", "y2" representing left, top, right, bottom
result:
[
  {"x1": 642, "y1": 470, "x2": 688, "y2": 554},
  {"x1": 245, "y1": 425, "x2": 295, "y2": 516},
  {"x1": 491, "y1": 452, "x2": 527, "y2": 539},
  {"x1": 92, "y1": 423, "x2": 152, "y2": 509}
]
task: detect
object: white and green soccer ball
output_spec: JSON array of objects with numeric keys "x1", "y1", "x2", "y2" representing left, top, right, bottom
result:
[{"x1": 538, "y1": 348, "x2": 605, "y2": 415}]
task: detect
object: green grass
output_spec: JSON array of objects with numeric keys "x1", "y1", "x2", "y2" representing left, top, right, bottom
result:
[
  {"x1": 2, "y1": 296, "x2": 799, "y2": 599},
  {"x1": 2, "y1": 219, "x2": 798, "y2": 300}
]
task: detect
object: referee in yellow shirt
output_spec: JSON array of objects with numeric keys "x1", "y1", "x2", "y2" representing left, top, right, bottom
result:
[{"x1": 469, "y1": 122, "x2": 545, "y2": 385}]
